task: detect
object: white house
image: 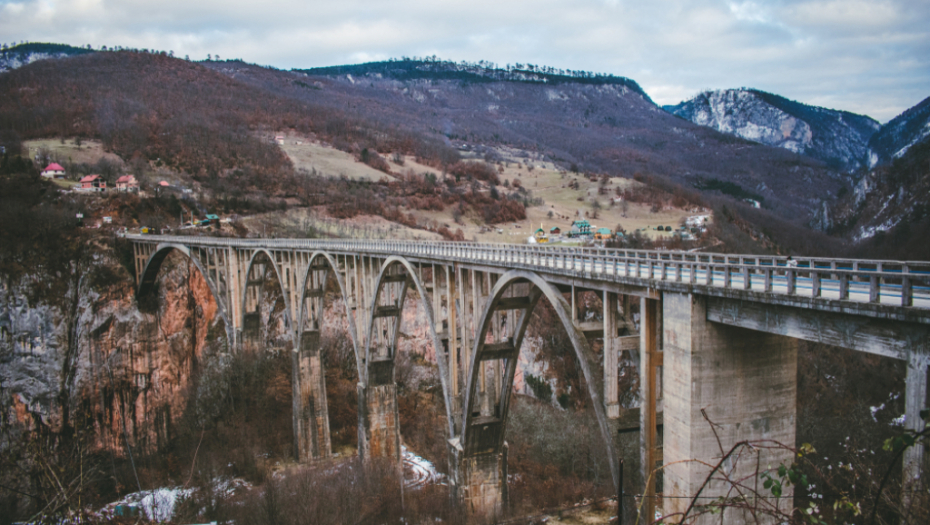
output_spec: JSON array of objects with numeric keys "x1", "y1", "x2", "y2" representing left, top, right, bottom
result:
[{"x1": 41, "y1": 162, "x2": 66, "y2": 179}]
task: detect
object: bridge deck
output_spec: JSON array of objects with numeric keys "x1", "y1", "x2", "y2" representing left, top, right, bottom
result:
[{"x1": 127, "y1": 235, "x2": 930, "y2": 323}]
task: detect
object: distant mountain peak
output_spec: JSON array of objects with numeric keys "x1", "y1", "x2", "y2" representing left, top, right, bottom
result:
[{"x1": 664, "y1": 88, "x2": 880, "y2": 173}]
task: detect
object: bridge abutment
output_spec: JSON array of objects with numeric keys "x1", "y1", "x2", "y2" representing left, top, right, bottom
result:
[{"x1": 662, "y1": 291, "x2": 797, "y2": 524}]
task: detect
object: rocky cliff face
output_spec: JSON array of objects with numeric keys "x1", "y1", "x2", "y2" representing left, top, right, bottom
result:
[
  {"x1": 825, "y1": 135, "x2": 930, "y2": 247},
  {"x1": 0, "y1": 249, "x2": 223, "y2": 454},
  {"x1": 0, "y1": 43, "x2": 95, "y2": 74},
  {"x1": 665, "y1": 88, "x2": 880, "y2": 173}
]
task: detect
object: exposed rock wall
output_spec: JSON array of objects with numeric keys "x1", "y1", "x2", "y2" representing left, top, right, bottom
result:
[
  {"x1": 0, "y1": 250, "x2": 222, "y2": 455},
  {"x1": 666, "y1": 88, "x2": 879, "y2": 173}
]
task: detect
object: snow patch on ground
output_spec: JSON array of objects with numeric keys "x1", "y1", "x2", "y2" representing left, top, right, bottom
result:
[
  {"x1": 103, "y1": 487, "x2": 194, "y2": 522},
  {"x1": 893, "y1": 120, "x2": 930, "y2": 159},
  {"x1": 403, "y1": 446, "x2": 445, "y2": 489},
  {"x1": 100, "y1": 478, "x2": 250, "y2": 522}
]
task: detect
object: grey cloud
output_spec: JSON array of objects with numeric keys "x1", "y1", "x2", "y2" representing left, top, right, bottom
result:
[{"x1": 0, "y1": 0, "x2": 926, "y2": 121}]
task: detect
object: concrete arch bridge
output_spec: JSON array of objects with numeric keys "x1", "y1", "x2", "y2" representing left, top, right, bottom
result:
[{"x1": 128, "y1": 234, "x2": 930, "y2": 521}]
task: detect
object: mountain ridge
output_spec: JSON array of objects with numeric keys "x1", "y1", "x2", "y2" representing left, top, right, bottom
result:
[{"x1": 868, "y1": 95, "x2": 930, "y2": 165}]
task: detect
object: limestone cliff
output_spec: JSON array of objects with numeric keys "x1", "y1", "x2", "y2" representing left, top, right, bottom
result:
[{"x1": 0, "y1": 248, "x2": 223, "y2": 454}]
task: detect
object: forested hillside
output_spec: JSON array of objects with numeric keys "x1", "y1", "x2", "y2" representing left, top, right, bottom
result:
[{"x1": 209, "y1": 59, "x2": 846, "y2": 222}]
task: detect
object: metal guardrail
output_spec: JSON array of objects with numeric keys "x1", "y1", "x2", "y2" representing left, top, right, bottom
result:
[{"x1": 127, "y1": 235, "x2": 930, "y2": 310}]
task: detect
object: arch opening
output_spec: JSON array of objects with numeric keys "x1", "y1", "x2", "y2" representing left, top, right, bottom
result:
[
  {"x1": 361, "y1": 257, "x2": 453, "y2": 469},
  {"x1": 137, "y1": 244, "x2": 233, "y2": 346},
  {"x1": 458, "y1": 270, "x2": 620, "y2": 512},
  {"x1": 293, "y1": 252, "x2": 363, "y2": 460},
  {"x1": 240, "y1": 250, "x2": 292, "y2": 353}
]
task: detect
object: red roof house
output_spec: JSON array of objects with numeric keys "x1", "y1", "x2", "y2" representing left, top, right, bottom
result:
[
  {"x1": 41, "y1": 163, "x2": 66, "y2": 179},
  {"x1": 79, "y1": 174, "x2": 107, "y2": 192},
  {"x1": 115, "y1": 174, "x2": 139, "y2": 192}
]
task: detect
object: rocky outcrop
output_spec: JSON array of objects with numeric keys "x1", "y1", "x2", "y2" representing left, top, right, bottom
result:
[
  {"x1": 665, "y1": 88, "x2": 880, "y2": 173},
  {"x1": 0, "y1": 43, "x2": 95, "y2": 74},
  {"x1": 0, "y1": 249, "x2": 223, "y2": 454}
]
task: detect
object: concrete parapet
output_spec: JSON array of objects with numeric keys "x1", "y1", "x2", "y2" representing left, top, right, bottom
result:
[{"x1": 662, "y1": 291, "x2": 797, "y2": 524}]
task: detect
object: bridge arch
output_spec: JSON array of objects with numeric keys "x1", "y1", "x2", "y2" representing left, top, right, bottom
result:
[
  {"x1": 297, "y1": 251, "x2": 363, "y2": 380},
  {"x1": 239, "y1": 249, "x2": 294, "y2": 350},
  {"x1": 136, "y1": 243, "x2": 235, "y2": 345},
  {"x1": 363, "y1": 256, "x2": 455, "y2": 436},
  {"x1": 460, "y1": 270, "x2": 619, "y2": 490}
]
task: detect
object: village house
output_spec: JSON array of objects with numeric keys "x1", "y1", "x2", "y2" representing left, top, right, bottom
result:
[
  {"x1": 41, "y1": 162, "x2": 66, "y2": 179},
  {"x1": 569, "y1": 219, "x2": 592, "y2": 238},
  {"x1": 79, "y1": 174, "x2": 107, "y2": 192},
  {"x1": 534, "y1": 227, "x2": 549, "y2": 243},
  {"x1": 115, "y1": 174, "x2": 139, "y2": 192},
  {"x1": 595, "y1": 227, "x2": 612, "y2": 241},
  {"x1": 549, "y1": 226, "x2": 561, "y2": 236}
]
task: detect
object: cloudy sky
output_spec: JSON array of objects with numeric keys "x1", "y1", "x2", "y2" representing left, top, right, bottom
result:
[{"x1": 2, "y1": 0, "x2": 927, "y2": 122}]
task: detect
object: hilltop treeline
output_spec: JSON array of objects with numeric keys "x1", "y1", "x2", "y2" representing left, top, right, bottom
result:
[{"x1": 298, "y1": 57, "x2": 652, "y2": 100}]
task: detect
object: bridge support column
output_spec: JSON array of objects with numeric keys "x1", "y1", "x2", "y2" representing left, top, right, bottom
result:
[
  {"x1": 662, "y1": 292, "x2": 797, "y2": 524},
  {"x1": 448, "y1": 441, "x2": 507, "y2": 520},
  {"x1": 357, "y1": 381, "x2": 401, "y2": 462},
  {"x1": 604, "y1": 291, "x2": 620, "y2": 419},
  {"x1": 640, "y1": 297, "x2": 660, "y2": 523},
  {"x1": 294, "y1": 331, "x2": 331, "y2": 461},
  {"x1": 904, "y1": 352, "x2": 929, "y2": 495}
]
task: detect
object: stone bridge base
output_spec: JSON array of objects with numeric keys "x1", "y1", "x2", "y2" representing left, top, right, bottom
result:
[
  {"x1": 448, "y1": 441, "x2": 508, "y2": 521},
  {"x1": 294, "y1": 330, "x2": 331, "y2": 461},
  {"x1": 358, "y1": 383, "x2": 401, "y2": 461}
]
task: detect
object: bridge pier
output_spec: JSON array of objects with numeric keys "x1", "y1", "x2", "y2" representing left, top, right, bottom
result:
[
  {"x1": 357, "y1": 381, "x2": 401, "y2": 462},
  {"x1": 449, "y1": 443, "x2": 507, "y2": 521},
  {"x1": 904, "y1": 352, "x2": 929, "y2": 496},
  {"x1": 662, "y1": 292, "x2": 797, "y2": 524},
  {"x1": 293, "y1": 330, "x2": 332, "y2": 461}
]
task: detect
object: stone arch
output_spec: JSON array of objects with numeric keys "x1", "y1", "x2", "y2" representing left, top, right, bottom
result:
[
  {"x1": 137, "y1": 243, "x2": 234, "y2": 345},
  {"x1": 460, "y1": 270, "x2": 619, "y2": 490},
  {"x1": 363, "y1": 256, "x2": 455, "y2": 436},
  {"x1": 297, "y1": 251, "x2": 363, "y2": 380},
  {"x1": 240, "y1": 249, "x2": 294, "y2": 350}
]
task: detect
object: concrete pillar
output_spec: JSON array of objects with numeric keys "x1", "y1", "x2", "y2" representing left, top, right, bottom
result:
[
  {"x1": 449, "y1": 441, "x2": 506, "y2": 520},
  {"x1": 640, "y1": 297, "x2": 660, "y2": 523},
  {"x1": 357, "y1": 382, "x2": 401, "y2": 462},
  {"x1": 604, "y1": 291, "x2": 620, "y2": 418},
  {"x1": 294, "y1": 330, "x2": 332, "y2": 461},
  {"x1": 904, "y1": 352, "x2": 929, "y2": 492},
  {"x1": 662, "y1": 292, "x2": 797, "y2": 524}
]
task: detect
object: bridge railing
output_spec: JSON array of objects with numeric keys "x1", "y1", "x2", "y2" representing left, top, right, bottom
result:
[{"x1": 127, "y1": 235, "x2": 930, "y2": 309}]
